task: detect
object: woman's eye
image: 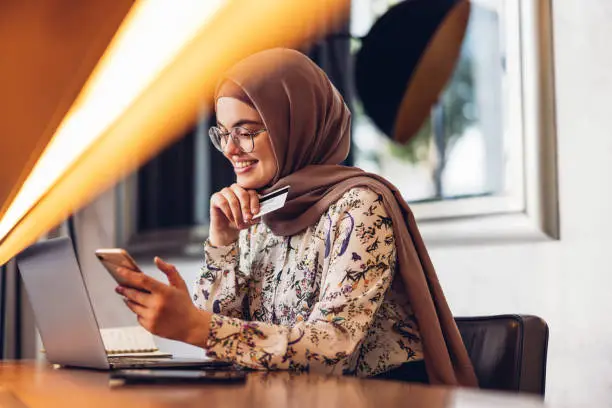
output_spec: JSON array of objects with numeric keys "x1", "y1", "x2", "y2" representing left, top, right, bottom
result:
[{"x1": 235, "y1": 129, "x2": 254, "y2": 137}]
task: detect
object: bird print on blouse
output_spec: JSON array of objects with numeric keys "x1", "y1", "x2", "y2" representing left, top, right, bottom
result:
[{"x1": 194, "y1": 187, "x2": 423, "y2": 376}]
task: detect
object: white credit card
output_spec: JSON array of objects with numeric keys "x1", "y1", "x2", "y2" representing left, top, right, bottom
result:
[{"x1": 253, "y1": 186, "x2": 290, "y2": 219}]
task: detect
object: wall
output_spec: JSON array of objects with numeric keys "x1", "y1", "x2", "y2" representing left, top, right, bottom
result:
[{"x1": 430, "y1": 1, "x2": 612, "y2": 406}]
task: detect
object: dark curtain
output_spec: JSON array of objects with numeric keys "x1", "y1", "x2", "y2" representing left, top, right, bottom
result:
[
  {"x1": 1, "y1": 228, "x2": 63, "y2": 360},
  {"x1": 1, "y1": 262, "x2": 7, "y2": 358},
  {"x1": 306, "y1": 21, "x2": 354, "y2": 166},
  {"x1": 0, "y1": 260, "x2": 22, "y2": 359},
  {"x1": 137, "y1": 128, "x2": 197, "y2": 231}
]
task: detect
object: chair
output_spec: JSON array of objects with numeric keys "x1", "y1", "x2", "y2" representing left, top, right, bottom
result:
[{"x1": 455, "y1": 314, "x2": 549, "y2": 396}]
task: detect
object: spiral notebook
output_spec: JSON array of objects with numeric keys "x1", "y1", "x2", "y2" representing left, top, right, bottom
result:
[{"x1": 100, "y1": 326, "x2": 171, "y2": 358}]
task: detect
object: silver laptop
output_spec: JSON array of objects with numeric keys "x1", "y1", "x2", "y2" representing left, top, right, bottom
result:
[{"x1": 17, "y1": 236, "x2": 222, "y2": 370}]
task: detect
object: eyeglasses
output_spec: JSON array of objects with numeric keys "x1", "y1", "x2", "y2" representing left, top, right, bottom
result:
[{"x1": 208, "y1": 126, "x2": 266, "y2": 153}]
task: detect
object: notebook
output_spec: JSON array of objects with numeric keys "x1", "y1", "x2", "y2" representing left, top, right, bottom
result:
[
  {"x1": 41, "y1": 326, "x2": 170, "y2": 358},
  {"x1": 100, "y1": 326, "x2": 171, "y2": 358}
]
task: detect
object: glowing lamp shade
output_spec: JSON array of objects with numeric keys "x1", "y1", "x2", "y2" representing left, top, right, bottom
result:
[{"x1": 0, "y1": 0, "x2": 349, "y2": 265}]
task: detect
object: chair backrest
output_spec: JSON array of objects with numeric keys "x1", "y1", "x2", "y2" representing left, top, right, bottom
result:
[{"x1": 455, "y1": 314, "x2": 549, "y2": 396}]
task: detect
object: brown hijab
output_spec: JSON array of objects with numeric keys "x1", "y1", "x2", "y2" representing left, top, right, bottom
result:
[{"x1": 215, "y1": 48, "x2": 478, "y2": 387}]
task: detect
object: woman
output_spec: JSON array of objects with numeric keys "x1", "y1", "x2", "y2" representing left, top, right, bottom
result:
[{"x1": 115, "y1": 48, "x2": 477, "y2": 386}]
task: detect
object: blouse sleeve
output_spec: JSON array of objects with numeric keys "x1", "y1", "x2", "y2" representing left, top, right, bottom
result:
[
  {"x1": 204, "y1": 190, "x2": 397, "y2": 374},
  {"x1": 193, "y1": 232, "x2": 251, "y2": 319}
]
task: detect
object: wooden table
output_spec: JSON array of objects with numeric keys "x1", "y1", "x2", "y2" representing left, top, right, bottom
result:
[{"x1": 0, "y1": 361, "x2": 547, "y2": 408}]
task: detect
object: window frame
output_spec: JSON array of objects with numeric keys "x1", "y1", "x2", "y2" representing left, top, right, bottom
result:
[{"x1": 402, "y1": 0, "x2": 558, "y2": 245}]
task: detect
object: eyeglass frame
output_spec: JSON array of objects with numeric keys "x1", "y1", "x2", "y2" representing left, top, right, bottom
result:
[{"x1": 208, "y1": 125, "x2": 267, "y2": 153}]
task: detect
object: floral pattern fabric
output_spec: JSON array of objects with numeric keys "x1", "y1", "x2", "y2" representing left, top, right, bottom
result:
[{"x1": 193, "y1": 187, "x2": 423, "y2": 376}]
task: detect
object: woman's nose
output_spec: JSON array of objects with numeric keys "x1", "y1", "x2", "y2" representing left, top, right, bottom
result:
[{"x1": 224, "y1": 136, "x2": 242, "y2": 154}]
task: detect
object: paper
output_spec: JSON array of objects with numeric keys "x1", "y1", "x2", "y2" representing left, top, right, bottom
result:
[
  {"x1": 253, "y1": 186, "x2": 290, "y2": 218},
  {"x1": 100, "y1": 326, "x2": 159, "y2": 355}
]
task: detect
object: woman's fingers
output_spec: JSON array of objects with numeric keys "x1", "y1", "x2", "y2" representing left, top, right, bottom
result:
[
  {"x1": 211, "y1": 185, "x2": 260, "y2": 230},
  {"x1": 248, "y1": 189, "x2": 260, "y2": 217},
  {"x1": 114, "y1": 267, "x2": 161, "y2": 293},
  {"x1": 154, "y1": 257, "x2": 188, "y2": 292},
  {"x1": 124, "y1": 298, "x2": 148, "y2": 317},
  {"x1": 230, "y1": 184, "x2": 253, "y2": 222},
  {"x1": 220, "y1": 187, "x2": 244, "y2": 227},
  {"x1": 116, "y1": 285, "x2": 150, "y2": 306},
  {"x1": 211, "y1": 192, "x2": 236, "y2": 225}
]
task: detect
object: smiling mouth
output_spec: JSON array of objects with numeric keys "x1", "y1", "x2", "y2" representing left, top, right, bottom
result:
[{"x1": 233, "y1": 160, "x2": 258, "y2": 173}]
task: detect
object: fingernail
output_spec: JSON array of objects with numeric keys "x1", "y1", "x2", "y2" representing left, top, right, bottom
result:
[{"x1": 115, "y1": 286, "x2": 123, "y2": 294}]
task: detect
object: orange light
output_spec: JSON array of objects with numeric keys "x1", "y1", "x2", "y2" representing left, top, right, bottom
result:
[{"x1": 0, "y1": 0, "x2": 349, "y2": 265}]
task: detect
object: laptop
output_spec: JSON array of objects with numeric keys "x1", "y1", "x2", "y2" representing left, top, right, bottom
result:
[{"x1": 16, "y1": 236, "x2": 224, "y2": 370}]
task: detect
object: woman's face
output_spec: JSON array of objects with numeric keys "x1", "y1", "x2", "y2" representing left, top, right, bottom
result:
[{"x1": 215, "y1": 97, "x2": 278, "y2": 190}]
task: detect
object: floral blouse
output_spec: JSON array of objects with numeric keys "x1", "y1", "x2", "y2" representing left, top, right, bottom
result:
[{"x1": 193, "y1": 187, "x2": 423, "y2": 377}]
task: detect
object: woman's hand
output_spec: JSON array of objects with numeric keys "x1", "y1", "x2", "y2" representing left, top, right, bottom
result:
[
  {"x1": 209, "y1": 183, "x2": 260, "y2": 247},
  {"x1": 115, "y1": 257, "x2": 211, "y2": 348}
]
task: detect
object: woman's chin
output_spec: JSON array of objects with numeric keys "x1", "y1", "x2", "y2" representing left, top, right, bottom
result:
[{"x1": 236, "y1": 175, "x2": 266, "y2": 190}]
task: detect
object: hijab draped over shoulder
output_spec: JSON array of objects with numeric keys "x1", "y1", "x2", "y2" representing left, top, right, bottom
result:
[{"x1": 215, "y1": 48, "x2": 477, "y2": 387}]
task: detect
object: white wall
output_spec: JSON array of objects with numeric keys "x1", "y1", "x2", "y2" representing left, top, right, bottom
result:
[{"x1": 430, "y1": 1, "x2": 612, "y2": 406}]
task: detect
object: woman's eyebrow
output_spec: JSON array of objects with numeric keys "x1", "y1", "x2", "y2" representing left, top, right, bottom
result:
[{"x1": 217, "y1": 119, "x2": 263, "y2": 129}]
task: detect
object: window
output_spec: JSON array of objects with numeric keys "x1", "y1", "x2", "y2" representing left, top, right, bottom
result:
[{"x1": 350, "y1": 0, "x2": 558, "y2": 243}]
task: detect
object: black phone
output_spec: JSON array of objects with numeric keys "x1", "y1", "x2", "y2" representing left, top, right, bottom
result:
[{"x1": 109, "y1": 369, "x2": 247, "y2": 386}]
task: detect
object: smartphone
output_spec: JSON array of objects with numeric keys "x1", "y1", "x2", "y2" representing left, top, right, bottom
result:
[
  {"x1": 109, "y1": 369, "x2": 247, "y2": 386},
  {"x1": 95, "y1": 248, "x2": 143, "y2": 288}
]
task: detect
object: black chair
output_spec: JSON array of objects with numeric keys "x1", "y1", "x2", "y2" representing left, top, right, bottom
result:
[{"x1": 455, "y1": 314, "x2": 549, "y2": 396}]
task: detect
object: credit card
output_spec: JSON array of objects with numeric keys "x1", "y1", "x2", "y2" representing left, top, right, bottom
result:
[{"x1": 253, "y1": 186, "x2": 290, "y2": 219}]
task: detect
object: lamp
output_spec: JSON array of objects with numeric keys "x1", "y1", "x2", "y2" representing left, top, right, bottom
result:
[
  {"x1": 355, "y1": 0, "x2": 470, "y2": 144},
  {"x1": 0, "y1": 0, "x2": 350, "y2": 265}
]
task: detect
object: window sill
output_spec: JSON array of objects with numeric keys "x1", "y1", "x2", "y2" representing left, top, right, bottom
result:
[{"x1": 417, "y1": 211, "x2": 558, "y2": 247}]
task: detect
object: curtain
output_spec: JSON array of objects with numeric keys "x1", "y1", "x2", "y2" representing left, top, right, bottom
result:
[{"x1": 0, "y1": 243, "x2": 43, "y2": 360}]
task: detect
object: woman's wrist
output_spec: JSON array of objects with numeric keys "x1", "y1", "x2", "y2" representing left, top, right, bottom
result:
[
  {"x1": 184, "y1": 308, "x2": 212, "y2": 348},
  {"x1": 208, "y1": 230, "x2": 239, "y2": 247}
]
